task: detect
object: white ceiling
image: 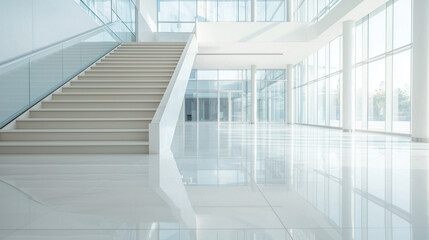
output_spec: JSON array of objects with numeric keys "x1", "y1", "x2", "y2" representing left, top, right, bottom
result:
[{"x1": 193, "y1": 0, "x2": 388, "y2": 69}]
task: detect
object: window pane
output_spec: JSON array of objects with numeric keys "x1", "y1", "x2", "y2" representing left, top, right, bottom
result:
[
  {"x1": 266, "y1": 0, "x2": 285, "y2": 21},
  {"x1": 199, "y1": 92, "x2": 218, "y2": 121},
  {"x1": 180, "y1": 0, "x2": 197, "y2": 21},
  {"x1": 329, "y1": 75, "x2": 340, "y2": 127},
  {"x1": 198, "y1": 70, "x2": 218, "y2": 80},
  {"x1": 355, "y1": 66, "x2": 363, "y2": 129},
  {"x1": 231, "y1": 92, "x2": 243, "y2": 122},
  {"x1": 392, "y1": 50, "x2": 411, "y2": 133},
  {"x1": 369, "y1": 8, "x2": 386, "y2": 58},
  {"x1": 267, "y1": 81, "x2": 285, "y2": 122},
  {"x1": 219, "y1": 92, "x2": 229, "y2": 121},
  {"x1": 318, "y1": 79, "x2": 327, "y2": 125},
  {"x1": 185, "y1": 92, "x2": 197, "y2": 121},
  {"x1": 257, "y1": 80, "x2": 267, "y2": 121},
  {"x1": 355, "y1": 22, "x2": 363, "y2": 63},
  {"x1": 329, "y1": 37, "x2": 340, "y2": 73},
  {"x1": 309, "y1": 83, "x2": 317, "y2": 124},
  {"x1": 318, "y1": 47, "x2": 326, "y2": 78},
  {"x1": 368, "y1": 58, "x2": 386, "y2": 131},
  {"x1": 393, "y1": 0, "x2": 412, "y2": 49},
  {"x1": 219, "y1": 81, "x2": 242, "y2": 90},
  {"x1": 218, "y1": 0, "x2": 239, "y2": 21},
  {"x1": 159, "y1": 0, "x2": 179, "y2": 21},
  {"x1": 198, "y1": 81, "x2": 218, "y2": 91}
]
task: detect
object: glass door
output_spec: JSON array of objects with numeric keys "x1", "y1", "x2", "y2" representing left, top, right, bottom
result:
[{"x1": 219, "y1": 91, "x2": 242, "y2": 122}]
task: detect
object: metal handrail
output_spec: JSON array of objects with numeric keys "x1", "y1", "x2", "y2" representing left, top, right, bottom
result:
[{"x1": 0, "y1": 22, "x2": 120, "y2": 67}]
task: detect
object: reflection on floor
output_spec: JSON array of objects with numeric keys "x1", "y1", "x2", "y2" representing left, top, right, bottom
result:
[{"x1": 1, "y1": 123, "x2": 429, "y2": 239}]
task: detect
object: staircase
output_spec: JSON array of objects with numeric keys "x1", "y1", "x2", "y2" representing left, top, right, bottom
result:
[{"x1": 0, "y1": 42, "x2": 186, "y2": 154}]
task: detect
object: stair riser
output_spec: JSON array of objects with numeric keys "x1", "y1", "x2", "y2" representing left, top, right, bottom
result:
[
  {"x1": 52, "y1": 94, "x2": 164, "y2": 101},
  {"x1": 83, "y1": 71, "x2": 174, "y2": 76},
  {"x1": 30, "y1": 111, "x2": 156, "y2": 118},
  {"x1": 96, "y1": 61, "x2": 178, "y2": 66},
  {"x1": 91, "y1": 66, "x2": 176, "y2": 70},
  {"x1": 0, "y1": 145, "x2": 148, "y2": 154},
  {"x1": 117, "y1": 46, "x2": 185, "y2": 49},
  {"x1": 16, "y1": 120, "x2": 151, "y2": 129},
  {"x1": 42, "y1": 102, "x2": 160, "y2": 108},
  {"x1": 110, "y1": 52, "x2": 182, "y2": 55},
  {"x1": 78, "y1": 76, "x2": 171, "y2": 80},
  {"x1": 70, "y1": 81, "x2": 169, "y2": 87},
  {"x1": 105, "y1": 55, "x2": 181, "y2": 59},
  {"x1": 0, "y1": 132, "x2": 148, "y2": 141},
  {"x1": 113, "y1": 50, "x2": 183, "y2": 53},
  {"x1": 62, "y1": 87, "x2": 167, "y2": 93},
  {"x1": 121, "y1": 43, "x2": 185, "y2": 46}
]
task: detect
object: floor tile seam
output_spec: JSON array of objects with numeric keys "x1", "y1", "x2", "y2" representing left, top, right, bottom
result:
[{"x1": 252, "y1": 180, "x2": 294, "y2": 240}]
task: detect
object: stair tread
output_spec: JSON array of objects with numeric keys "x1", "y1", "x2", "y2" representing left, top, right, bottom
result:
[
  {"x1": 0, "y1": 141, "x2": 149, "y2": 146},
  {"x1": 17, "y1": 118, "x2": 153, "y2": 121},
  {"x1": 31, "y1": 108, "x2": 157, "y2": 111},
  {"x1": 45, "y1": 100, "x2": 161, "y2": 103},
  {"x1": 1, "y1": 129, "x2": 148, "y2": 133},
  {"x1": 64, "y1": 86, "x2": 166, "y2": 89},
  {"x1": 54, "y1": 92, "x2": 166, "y2": 95},
  {"x1": 86, "y1": 69, "x2": 175, "y2": 72}
]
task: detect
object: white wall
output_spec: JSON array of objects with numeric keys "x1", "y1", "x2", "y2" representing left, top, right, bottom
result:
[{"x1": 0, "y1": 0, "x2": 98, "y2": 63}]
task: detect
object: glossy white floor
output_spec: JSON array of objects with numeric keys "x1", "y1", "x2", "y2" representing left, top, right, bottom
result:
[{"x1": 1, "y1": 123, "x2": 429, "y2": 240}]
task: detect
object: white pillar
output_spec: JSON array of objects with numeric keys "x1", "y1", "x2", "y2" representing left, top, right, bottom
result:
[
  {"x1": 412, "y1": 0, "x2": 429, "y2": 142},
  {"x1": 287, "y1": 65, "x2": 294, "y2": 124},
  {"x1": 251, "y1": 65, "x2": 257, "y2": 124},
  {"x1": 287, "y1": 0, "x2": 293, "y2": 22},
  {"x1": 251, "y1": 0, "x2": 257, "y2": 22},
  {"x1": 342, "y1": 21, "x2": 355, "y2": 132},
  {"x1": 341, "y1": 137, "x2": 354, "y2": 239}
]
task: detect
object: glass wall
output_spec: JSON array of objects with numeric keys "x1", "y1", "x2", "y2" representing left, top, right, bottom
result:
[
  {"x1": 293, "y1": 36, "x2": 343, "y2": 127},
  {"x1": 355, "y1": 0, "x2": 412, "y2": 134},
  {"x1": 292, "y1": 0, "x2": 342, "y2": 22},
  {"x1": 158, "y1": 0, "x2": 288, "y2": 32},
  {"x1": 183, "y1": 69, "x2": 286, "y2": 122},
  {"x1": 257, "y1": 70, "x2": 287, "y2": 122},
  {"x1": 294, "y1": 0, "x2": 411, "y2": 134},
  {"x1": 75, "y1": 0, "x2": 137, "y2": 38}
]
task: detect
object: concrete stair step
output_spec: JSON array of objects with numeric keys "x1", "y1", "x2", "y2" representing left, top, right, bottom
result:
[
  {"x1": 113, "y1": 49, "x2": 183, "y2": 53},
  {"x1": 16, "y1": 118, "x2": 152, "y2": 129},
  {"x1": 83, "y1": 70, "x2": 174, "y2": 76},
  {"x1": 0, "y1": 129, "x2": 149, "y2": 141},
  {"x1": 105, "y1": 55, "x2": 181, "y2": 59},
  {"x1": 97, "y1": 60, "x2": 178, "y2": 65},
  {"x1": 121, "y1": 42, "x2": 186, "y2": 46},
  {"x1": 42, "y1": 100, "x2": 160, "y2": 108},
  {"x1": 30, "y1": 108, "x2": 157, "y2": 118},
  {"x1": 0, "y1": 141, "x2": 149, "y2": 154},
  {"x1": 77, "y1": 75, "x2": 171, "y2": 80},
  {"x1": 110, "y1": 51, "x2": 182, "y2": 55},
  {"x1": 70, "y1": 80, "x2": 169, "y2": 87},
  {"x1": 52, "y1": 92, "x2": 164, "y2": 100},
  {"x1": 62, "y1": 86, "x2": 167, "y2": 92},
  {"x1": 91, "y1": 65, "x2": 176, "y2": 70}
]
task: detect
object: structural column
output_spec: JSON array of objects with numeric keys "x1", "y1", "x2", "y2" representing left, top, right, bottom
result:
[
  {"x1": 287, "y1": 65, "x2": 294, "y2": 124},
  {"x1": 287, "y1": 0, "x2": 293, "y2": 22},
  {"x1": 251, "y1": 0, "x2": 257, "y2": 22},
  {"x1": 251, "y1": 65, "x2": 257, "y2": 124},
  {"x1": 342, "y1": 21, "x2": 355, "y2": 132},
  {"x1": 412, "y1": 0, "x2": 429, "y2": 142}
]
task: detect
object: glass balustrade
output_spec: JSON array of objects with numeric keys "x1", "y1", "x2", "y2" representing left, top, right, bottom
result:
[{"x1": 0, "y1": 22, "x2": 130, "y2": 128}]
